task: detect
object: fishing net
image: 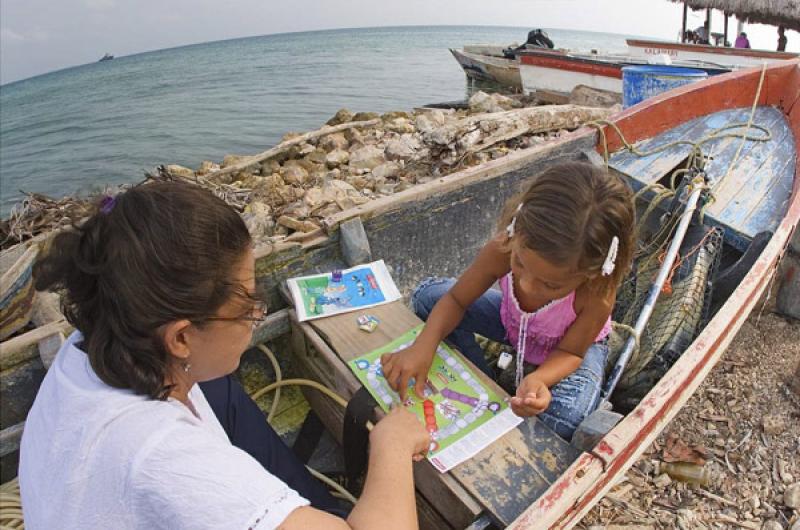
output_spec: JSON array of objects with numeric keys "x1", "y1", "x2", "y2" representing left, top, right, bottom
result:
[{"x1": 607, "y1": 214, "x2": 724, "y2": 413}]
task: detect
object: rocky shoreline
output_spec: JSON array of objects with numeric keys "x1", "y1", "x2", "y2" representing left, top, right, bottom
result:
[{"x1": 1, "y1": 90, "x2": 616, "y2": 249}]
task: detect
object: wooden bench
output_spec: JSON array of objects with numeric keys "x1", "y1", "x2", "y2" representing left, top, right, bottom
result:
[{"x1": 288, "y1": 301, "x2": 581, "y2": 529}]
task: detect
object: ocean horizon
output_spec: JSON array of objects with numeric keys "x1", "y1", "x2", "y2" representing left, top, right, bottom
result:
[{"x1": 0, "y1": 25, "x2": 640, "y2": 216}]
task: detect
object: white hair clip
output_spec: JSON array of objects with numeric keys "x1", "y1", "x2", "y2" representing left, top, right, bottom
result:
[
  {"x1": 602, "y1": 236, "x2": 619, "y2": 276},
  {"x1": 506, "y1": 204, "x2": 523, "y2": 238}
]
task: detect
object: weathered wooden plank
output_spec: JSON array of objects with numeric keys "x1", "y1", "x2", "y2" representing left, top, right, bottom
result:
[
  {"x1": 705, "y1": 108, "x2": 790, "y2": 218},
  {"x1": 450, "y1": 418, "x2": 581, "y2": 527},
  {"x1": 610, "y1": 108, "x2": 752, "y2": 183},
  {"x1": 0, "y1": 357, "x2": 45, "y2": 429},
  {"x1": 740, "y1": 151, "x2": 796, "y2": 236},
  {"x1": 0, "y1": 422, "x2": 24, "y2": 458},
  {"x1": 250, "y1": 308, "x2": 291, "y2": 347},
  {"x1": 0, "y1": 319, "x2": 72, "y2": 371}
]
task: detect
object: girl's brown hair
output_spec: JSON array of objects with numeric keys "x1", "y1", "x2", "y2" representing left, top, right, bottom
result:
[
  {"x1": 498, "y1": 161, "x2": 635, "y2": 296},
  {"x1": 34, "y1": 181, "x2": 253, "y2": 399}
]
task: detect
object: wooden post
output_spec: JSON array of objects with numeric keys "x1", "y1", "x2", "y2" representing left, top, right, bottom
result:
[
  {"x1": 681, "y1": 3, "x2": 688, "y2": 43},
  {"x1": 724, "y1": 13, "x2": 729, "y2": 46}
]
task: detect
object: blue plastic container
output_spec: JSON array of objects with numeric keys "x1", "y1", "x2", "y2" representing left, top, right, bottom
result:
[{"x1": 622, "y1": 65, "x2": 708, "y2": 108}]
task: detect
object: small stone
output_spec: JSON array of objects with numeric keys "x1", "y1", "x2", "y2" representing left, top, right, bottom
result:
[
  {"x1": 305, "y1": 148, "x2": 328, "y2": 165},
  {"x1": 303, "y1": 187, "x2": 328, "y2": 210},
  {"x1": 352, "y1": 111, "x2": 380, "y2": 122},
  {"x1": 259, "y1": 159, "x2": 281, "y2": 175},
  {"x1": 277, "y1": 215, "x2": 316, "y2": 233},
  {"x1": 762, "y1": 415, "x2": 786, "y2": 435},
  {"x1": 326, "y1": 108, "x2": 353, "y2": 126},
  {"x1": 165, "y1": 164, "x2": 194, "y2": 178},
  {"x1": 280, "y1": 131, "x2": 303, "y2": 143},
  {"x1": 385, "y1": 134, "x2": 421, "y2": 161},
  {"x1": 653, "y1": 473, "x2": 672, "y2": 488},
  {"x1": 748, "y1": 495, "x2": 761, "y2": 510},
  {"x1": 349, "y1": 145, "x2": 385, "y2": 171},
  {"x1": 325, "y1": 149, "x2": 350, "y2": 168},
  {"x1": 372, "y1": 162, "x2": 400, "y2": 180},
  {"x1": 784, "y1": 482, "x2": 800, "y2": 509},
  {"x1": 761, "y1": 522, "x2": 782, "y2": 530},
  {"x1": 676, "y1": 508, "x2": 695, "y2": 530},
  {"x1": 381, "y1": 110, "x2": 411, "y2": 121},
  {"x1": 318, "y1": 132, "x2": 349, "y2": 152},
  {"x1": 281, "y1": 164, "x2": 309, "y2": 186},
  {"x1": 384, "y1": 117, "x2": 415, "y2": 134},
  {"x1": 196, "y1": 160, "x2": 219, "y2": 175},
  {"x1": 221, "y1": 154, "x2": 249, "y2": 168}
]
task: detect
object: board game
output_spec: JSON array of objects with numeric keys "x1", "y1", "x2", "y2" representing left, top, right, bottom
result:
[
  {"x1": 287, "y1": 260, "x2": 401, "y2": 321},
  {"x1": 348, "y1": 325, "x2": 522, "y2": 472}
]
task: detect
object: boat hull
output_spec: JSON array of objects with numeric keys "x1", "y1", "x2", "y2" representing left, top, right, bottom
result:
[
  {"x1": 509, "y1": 59, "x2": 800, "y2": 529},
  {"x1": 627, "y1": 38, "x2": 798, "y2": 69},
  {"x1": 449, "y1": 48, "x2": 522, "y2": 90},
  {"x1": 518, "y1": 51, "x2": 623, "y2": 94}
]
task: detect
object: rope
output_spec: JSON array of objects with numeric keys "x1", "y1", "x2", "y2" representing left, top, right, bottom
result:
[
  {"x1": 306, "y1": 467, "x2": 358, "y2": 505},
  {"x1": 0, "y1": 478, "x2": 23, "y2": 530},
  {"x1": 248, "y1": 345, "x2": 373, "y2": 506},
  {"x1": 611, "y1": 322, "x2": 640, "y2": 359},
  {"x1": 256, "y1": 344, "x2": 282, "y2": 423}
]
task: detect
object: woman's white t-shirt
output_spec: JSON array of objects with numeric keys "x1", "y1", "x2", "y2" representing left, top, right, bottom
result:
[{"x1": 19, "y1": 332, "x2": 308, "y2": 529}]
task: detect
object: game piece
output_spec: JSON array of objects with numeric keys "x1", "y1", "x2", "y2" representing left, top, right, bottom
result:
[
  {"x1": 331, "y1": 270, "x2": 343, "y2": 282},
  {"x1": 497, "y1": 351, "x2": 513, "y2": 370}
]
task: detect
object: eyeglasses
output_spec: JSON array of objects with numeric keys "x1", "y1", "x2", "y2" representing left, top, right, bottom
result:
[{"x1": 204, "y1": 300, "x2": 269, "y2": 330}]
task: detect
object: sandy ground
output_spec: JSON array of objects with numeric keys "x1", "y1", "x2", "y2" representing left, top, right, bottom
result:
[{"x1": 579, "y1": 303, "x2": 800, "y2": 530}]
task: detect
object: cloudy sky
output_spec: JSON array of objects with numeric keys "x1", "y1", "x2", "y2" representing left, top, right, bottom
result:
[{"x1": 1, "y1": 0, "x2": 796, "y2": 84}]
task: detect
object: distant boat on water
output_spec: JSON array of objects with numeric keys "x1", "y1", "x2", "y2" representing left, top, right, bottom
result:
[{"x1": 98, "y1": 53, "x2": 114, "y2": 62}]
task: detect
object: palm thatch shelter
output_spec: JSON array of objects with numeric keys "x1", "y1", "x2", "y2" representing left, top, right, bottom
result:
[{"x1": 671, "y1": 0, "x2": 800, "y2": 33}]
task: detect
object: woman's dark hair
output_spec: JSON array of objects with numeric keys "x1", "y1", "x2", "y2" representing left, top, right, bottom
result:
[
  {"x1": 498, "y1": 161, "x2": 636, "y2": 296},
  {"x1": 34, "y1": 182, "x2": 252, "y2": 399}
]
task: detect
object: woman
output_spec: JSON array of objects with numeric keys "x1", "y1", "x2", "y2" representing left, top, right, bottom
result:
[{"x1": 19, "y1": 182, "x2": 429, "y2": 529}]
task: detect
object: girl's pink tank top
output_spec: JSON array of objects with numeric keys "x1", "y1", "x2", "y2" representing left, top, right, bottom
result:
[{"x1": 499, "y1": 272, "x2": 612, "y2": 365}]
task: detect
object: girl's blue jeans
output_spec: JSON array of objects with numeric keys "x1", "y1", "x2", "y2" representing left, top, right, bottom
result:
[{"x1": 411, "y1": 277, "x2": 608, "y2": 441}]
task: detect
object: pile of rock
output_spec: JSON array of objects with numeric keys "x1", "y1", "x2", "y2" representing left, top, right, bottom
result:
[{"x1": 160, "y1": 91, "x2": 613, "y2": 245}]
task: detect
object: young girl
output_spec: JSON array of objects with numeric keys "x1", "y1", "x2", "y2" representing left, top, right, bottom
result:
[
  {"x1": 20, "y1": 182, "x2": 429, "y2": 530},
  {"x1": 382, "y1": 161, "x2": 635, "y2": 440}
]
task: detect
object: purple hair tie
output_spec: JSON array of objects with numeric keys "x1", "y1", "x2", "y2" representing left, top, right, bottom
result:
[{"x1": 99, "y1": 195, "x2": 117, "y2": 215}]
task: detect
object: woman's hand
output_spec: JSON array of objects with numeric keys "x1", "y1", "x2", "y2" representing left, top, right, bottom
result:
[
  {"x1": 370, "y1": 407, "x2": 431, "y2": 460},
  {"x1": 380, "y1": 344, "x2": 435, "y2": 401},
  {"x1": 510, "y1": 374, "x2": 552, "y2": 417}
]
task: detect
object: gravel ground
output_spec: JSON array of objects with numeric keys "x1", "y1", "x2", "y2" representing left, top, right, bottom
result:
[{"x1": 579, "y1": 301, "x2": 800, "y2": 530}]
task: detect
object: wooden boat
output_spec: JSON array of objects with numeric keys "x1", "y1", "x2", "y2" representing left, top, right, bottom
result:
[
  {"x1": 1, "y1": 60, "x2": 797, "y2": 528},
  {"x1": 0, "y1": 245, "x2": 39, "y2": 341},
  {"x1": 627, "y1": 38, "x2": 798, "y2": 69},
  {"x1": 449, "y1": 47, "x2": 522, "y2": 91},
  {"x1": 518, "y1": 48, "x2": 730, "y2": 96}
]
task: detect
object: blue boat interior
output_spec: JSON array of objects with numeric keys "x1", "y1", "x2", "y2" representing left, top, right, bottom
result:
[{"x1": 609, "y1": 106, "x2": 796, "y2": 252}]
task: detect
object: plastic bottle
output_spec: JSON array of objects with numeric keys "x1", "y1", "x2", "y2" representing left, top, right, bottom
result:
[{"x1": 660, "y1": 462, "x2": 711, "y2": 486}]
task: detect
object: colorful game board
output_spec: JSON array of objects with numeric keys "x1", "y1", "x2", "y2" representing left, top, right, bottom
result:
[
  {"x1": 349, "y1": 325, "x2": 522, "y2": 472},
  {"x1": 288, "y1": 260, "x2": 401, "y2": 321}
]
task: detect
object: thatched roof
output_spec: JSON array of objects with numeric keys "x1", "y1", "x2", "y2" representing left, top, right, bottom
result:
[{"x1": 672, "y1": 0, "x2": 800, "y2": 32}]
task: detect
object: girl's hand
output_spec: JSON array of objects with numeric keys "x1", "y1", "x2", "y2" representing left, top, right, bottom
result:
[
  {"x1": 380, "y1": 344, "x2": 434, "y2": 402},
  {"x1": 370, "y1": 407, "x2": 431, "y2": 459},
  {"x1": 510, "y1": 374, "x2": 552, "y2": 417}
]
